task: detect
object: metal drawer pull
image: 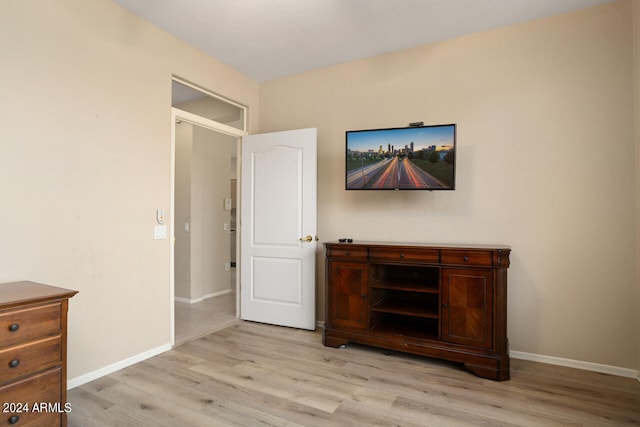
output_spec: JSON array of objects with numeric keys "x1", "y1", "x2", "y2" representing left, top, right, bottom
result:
[
  {"x1": 9, "y1": 323, "x2": 19, "y2": 332},
  {"x1": 9, "y1": 359, "x2": 20, "y2": 368},
  {"x1": 9, "y1": 416, "x2": 19, "y2": 425},
  {"x1": 463, "y1": 256, "x2": 469, "y2": 262}
]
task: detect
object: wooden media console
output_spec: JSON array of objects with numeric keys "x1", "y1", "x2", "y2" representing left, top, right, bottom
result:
[{"x1": 323, "y1": 241, "x2": 511, "y2": 381}]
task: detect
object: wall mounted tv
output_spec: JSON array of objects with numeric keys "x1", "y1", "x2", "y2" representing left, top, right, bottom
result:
[{"x1": 346, "y1": 124, "x2": 456, "y2": 190}]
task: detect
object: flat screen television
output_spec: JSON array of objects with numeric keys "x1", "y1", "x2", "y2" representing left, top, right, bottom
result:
[{"x1": 346, "y1": 124, "x2": 456, "y2": 190}]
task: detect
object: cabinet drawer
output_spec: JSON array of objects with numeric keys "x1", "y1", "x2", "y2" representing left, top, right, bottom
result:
[
  {"x1": 441, "y1": 250, "x2": 493, "y2": 266},
  {"x1": 0, "y1": 336, "x2": 61, "y2": 384},
  {"x1": 0, "y1": 303, "x2": 62, "y2": 347},
  {"x1": 369, "y1": 247, "x2": 439, "y2": 263},
  {"x1": 0, "y1": 367, "x2": 62, "y2": 427},
  {"x1": 328, "y1": 246, "x2": 368, "y2": 260}
]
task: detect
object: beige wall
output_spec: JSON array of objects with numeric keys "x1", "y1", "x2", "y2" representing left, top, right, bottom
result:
[
  {"x1": 0, "y1": 0, "x2": 258, "y2": 380},
  {"x1": 191, "y1": 127, "x2": 234, "y2": 298},
  {"x1": 259, "y1": 1, "x2": 639, "y2": 370}
]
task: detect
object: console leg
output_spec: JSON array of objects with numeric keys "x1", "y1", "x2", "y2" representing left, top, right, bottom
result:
[
  {"x1": 464, "y1": 361, "x2": 510, "y2": 381},
  {"x1": 323, "y1": 334, "x2": 349, "y2": 348}
]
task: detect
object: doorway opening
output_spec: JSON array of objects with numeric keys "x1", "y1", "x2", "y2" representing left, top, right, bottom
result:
[{"x1": 171, "y1": 78, "x2": 246, "y2": 346}]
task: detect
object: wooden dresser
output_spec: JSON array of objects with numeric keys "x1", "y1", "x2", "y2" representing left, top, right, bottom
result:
[
  {"x1": 0, "y1": 281, "x2": 77, "y2": 426},
  {"x1": 324, "y1": 242, "x2": 511, "y2": 381}
]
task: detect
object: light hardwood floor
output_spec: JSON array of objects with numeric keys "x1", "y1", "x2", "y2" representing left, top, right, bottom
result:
[
  {"x1": 174, "y1": 291, "x2": 238, "y2": 346},
  {"x1": 68, "y1": 321, "x2": 640, "y2": 426}
]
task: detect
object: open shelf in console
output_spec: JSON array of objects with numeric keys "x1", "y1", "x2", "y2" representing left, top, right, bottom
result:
[
  {"x1": 370, "y1": 264, "x2": 439, "y2": 293},
  {"x1": 370, "y1": 290, "x2": 439, "y2": 318},
  {"x1": 370, "y1": 312, "x2": 439, "y2": 340}
]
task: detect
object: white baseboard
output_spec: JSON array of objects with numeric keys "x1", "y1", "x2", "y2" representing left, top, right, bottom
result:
[
  {"x1": 510, "y1": 350, "x2": 639, "y2": 380},
  {"x1": 174, "y1": 289, "x2": 232, "y2": 304},
  {"x1": 67, "y1": 343, "x2": 172, "y2": 389}
]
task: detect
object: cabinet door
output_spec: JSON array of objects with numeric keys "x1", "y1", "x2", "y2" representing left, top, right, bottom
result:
[
  {"x1": 328, "y1": 261, "x2": 368, "y2": 330},
  {"x1": 441, "y1": 268, "x2": 493, "y2": 349}
]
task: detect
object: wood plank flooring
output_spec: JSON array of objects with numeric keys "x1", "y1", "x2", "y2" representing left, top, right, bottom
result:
[
  {"x1": 68, "y1": 321, "x2": 640, "y2": 426},
  {"x1": 174, "y1": 291, "x2": 237, "y2": 346}
]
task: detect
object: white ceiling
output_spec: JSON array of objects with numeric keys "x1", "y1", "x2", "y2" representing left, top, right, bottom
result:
[{"x1": 113, "y1": 0, "x2": 614, "y2": 82}]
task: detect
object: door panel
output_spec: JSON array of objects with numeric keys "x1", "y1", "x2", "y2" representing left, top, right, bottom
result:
[
  {"x1": 252, "y1": 145, "x2": 302, "y2": 246},
  {"x1": 328, "y1": 261, "x2": 368, "y2": 330},
  {"x1": 241, "y1": 128, "x2": 317, "y2": 330},
  {"x1": 252, "y1": 257, "x2": 301, "y2": 303},
  {"x1": 442, "y1": 268, "x2": 493, "y2": 349}
]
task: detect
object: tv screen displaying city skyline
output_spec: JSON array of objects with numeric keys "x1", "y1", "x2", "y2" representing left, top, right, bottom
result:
[{"x1": 346, "y1": 124, "x2": 456, "y2": 190}]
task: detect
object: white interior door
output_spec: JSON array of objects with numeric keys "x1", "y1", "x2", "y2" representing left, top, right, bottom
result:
[{"x1": 240, "y1": 128, "x2": 317, "y2": 330}]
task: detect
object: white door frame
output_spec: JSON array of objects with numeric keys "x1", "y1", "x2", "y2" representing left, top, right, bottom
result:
[{"x1": 170, "y1": 107, "x2": 246, "y2": 346}]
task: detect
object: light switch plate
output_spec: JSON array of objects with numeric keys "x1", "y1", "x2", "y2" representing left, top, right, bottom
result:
[{"x1": 154, "y1": 225, "x2": 167, "y2": 240}]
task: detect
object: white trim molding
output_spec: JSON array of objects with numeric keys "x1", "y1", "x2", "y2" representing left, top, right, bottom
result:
[
  {"x1": 510, "y1": 350, "x2": 639, "y2": 380},
  {"x1": 67, "y1": 343, "x2": 172, "y2": 389},
  {"x1": 174, "y1": 289, "x2": 232, "y2": 305}
]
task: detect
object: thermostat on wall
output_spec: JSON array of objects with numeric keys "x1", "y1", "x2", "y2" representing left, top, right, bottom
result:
[{"x1": 157, "y1": 209, "x2": 165, "y2": 224}]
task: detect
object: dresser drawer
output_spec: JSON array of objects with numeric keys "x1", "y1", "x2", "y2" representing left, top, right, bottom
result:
[
  {"x1": 441, "y1": 250, "x2": 493, "y2": 266},
  {"x1": 0, "y1": 336, "x2": 61, "y2": 384},
  {"x1": 0, "y1": 367, "x2": 62, "y2": 427},
  {"x1": 327, "y1": 246, "x2": 368, "y2": 260},
  {"x1": 0, "y1": 303, "x2": 62, "y2": 347},
  {"x1": 369, "y1": 247, "x2": 440, "y2": 263}
]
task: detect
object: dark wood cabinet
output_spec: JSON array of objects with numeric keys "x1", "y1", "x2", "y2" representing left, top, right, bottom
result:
[
  {"x1": 328, "y1": 261, "x2": 368, "y2": 331},
  {"x1": 0, "y1": 281, "x2": 77, "y2": 426},
  {"x1": 324, "y1": 242, "x2": 511, "y2": 381},
  {"x1": 441, "y1": 268, "x2": 493, "y2": 349}
]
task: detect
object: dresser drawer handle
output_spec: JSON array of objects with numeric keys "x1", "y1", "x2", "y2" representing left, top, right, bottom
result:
[
  {"x1": 9, "y1": 359, "x2": 20, "y2": 368},
  {"x1": 400, "y1": 253, "x2": 405, "y2": 258},
  {"x1": 345, "y1": 251, "x2": 351, "y2": 256},
  {"x1": 463, "y1": 256, "x2": 469, "y2": 262},
  {"x1": 9, "y1": 415, "x2": 19, "y2": 425},
  {"x1": 8, "y1": 323, "x2": 19, "y2": 332}
]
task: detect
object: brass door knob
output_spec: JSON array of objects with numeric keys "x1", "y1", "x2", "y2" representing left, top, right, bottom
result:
[{"x1": 299, "y1": 235, "x2": 313, "y2": 242}]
